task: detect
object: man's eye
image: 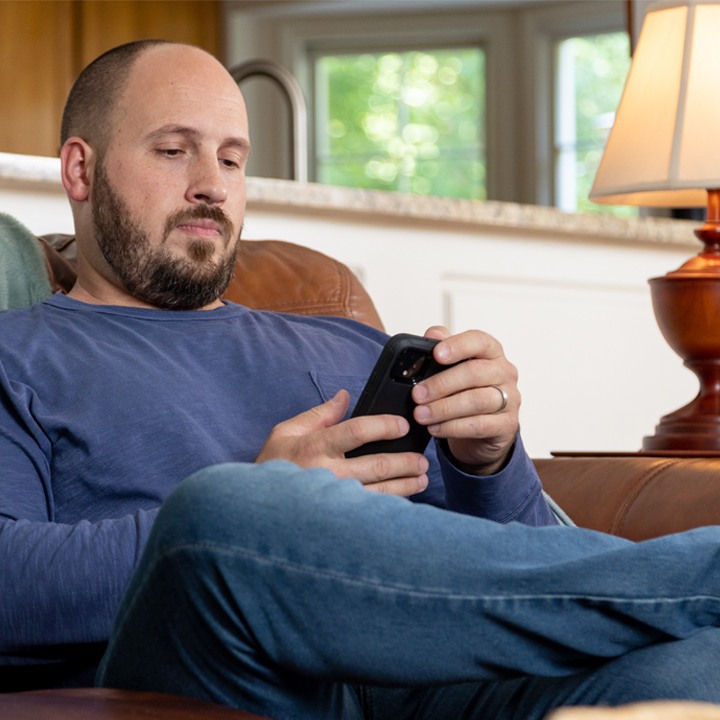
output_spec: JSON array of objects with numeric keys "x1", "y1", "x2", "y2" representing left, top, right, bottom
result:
[
  {"x1": 158, "y1": 148, "x2": 183, "y2": 157},
  {"x1": 221, "y1": 158, "x2": 241, "y2": 170}
]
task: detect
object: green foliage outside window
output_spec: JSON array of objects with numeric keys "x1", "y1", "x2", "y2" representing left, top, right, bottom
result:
[{"x1": 315, "y1": 48, "x2": 485, "y2": 200}]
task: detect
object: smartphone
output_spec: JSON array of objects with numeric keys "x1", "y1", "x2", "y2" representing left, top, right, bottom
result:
[{"x1": 345, "y1": 333, "x2": 448, "y2": 458}]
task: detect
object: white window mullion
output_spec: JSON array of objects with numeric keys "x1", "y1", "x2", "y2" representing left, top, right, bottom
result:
[{"x1": 555, "y1": 39, "x2": 578, "y2": 213}]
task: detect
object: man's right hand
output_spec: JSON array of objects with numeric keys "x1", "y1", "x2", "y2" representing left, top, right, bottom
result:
[{"x1": 255, "y1": 390, "x2": 429, "y2": 497}]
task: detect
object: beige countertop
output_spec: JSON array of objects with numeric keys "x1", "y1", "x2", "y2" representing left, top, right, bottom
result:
[{"x1": 0, "y1": 151, "x2": 701, "y2": 249}]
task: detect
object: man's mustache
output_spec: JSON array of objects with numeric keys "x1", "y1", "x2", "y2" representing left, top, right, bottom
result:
[{"x1": 163, "y1": 205, "x2": 235, "y2": 243}]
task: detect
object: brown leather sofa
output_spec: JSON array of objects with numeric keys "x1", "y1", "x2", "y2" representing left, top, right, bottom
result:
[{"x1": 4, "y1": 234, "x2": 720, "y2": 718}]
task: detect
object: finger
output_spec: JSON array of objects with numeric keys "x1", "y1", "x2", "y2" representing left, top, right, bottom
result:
[
  {"x1": 432, "y1": 328, "x2": 504, "y2": 367},
  {"x1": 339, "y1": 414, "x2": 411, "y2": 454},
  {"x1": 414, "y1": 385, "x2": 511, "y2": 426},
  {"x1": 414, "y1": 357, "x2": 518, "y2": 406},
  {"x1": 362, "y1": 473, "x2": 429, "y2": 497},
  {"x1": 425, "y1": 412, "x2": 516, "y2": 441},
  {"x1": 274, "y1": 390, "x2": 351, "y2": 438},
  {"x1": 423, "y1": 325, "x2": 451, "y2": 342},
  {"x1": 339, "y1": 451, "x2": 429, "y2": 484}
]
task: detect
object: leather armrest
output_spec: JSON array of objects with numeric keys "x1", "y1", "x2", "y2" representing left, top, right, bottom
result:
[{"x1": 535, "y1": 456, "x2": 720, "y2": 540}]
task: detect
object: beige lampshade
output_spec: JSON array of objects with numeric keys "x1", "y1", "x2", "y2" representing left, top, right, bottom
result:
[{"x1": 590, "y1": 0, "x2": 720, "y2": 207}]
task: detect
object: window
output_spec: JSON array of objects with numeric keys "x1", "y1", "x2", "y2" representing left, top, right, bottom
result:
[
  {"x1": 227, "y1": 0, "x2": 629, "y2": 209},
  {"x1": 314, "y1": 47, "x2": 486, "y2": 200},
  {"x1": 554, "y1": 31, "x2": 634, "y2": 216}
]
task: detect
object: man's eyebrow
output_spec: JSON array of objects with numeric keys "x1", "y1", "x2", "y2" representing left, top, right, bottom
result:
[
  {"x1": 143, "y1": 125, "x2": 199, "y2": 142},
  {"x1": 143, "y1": 125, "x2": 251, "y2": 153},
  {"x1": 223, "y1": 137, "x2": 252, "y2": 156}
]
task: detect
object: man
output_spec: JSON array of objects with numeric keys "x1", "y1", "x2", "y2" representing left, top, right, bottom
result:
[{"x1": 2, "y1": 39, "x2": 720, "y2": 720}]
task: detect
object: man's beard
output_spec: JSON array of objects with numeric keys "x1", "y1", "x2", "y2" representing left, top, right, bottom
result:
[{"x1": 91, "y1": 161, "x2": 241, "y2": 311}]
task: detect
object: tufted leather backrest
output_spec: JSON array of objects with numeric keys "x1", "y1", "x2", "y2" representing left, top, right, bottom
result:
[{"x1": 38, "y1": 234, "x2": 384, "y2": 331}]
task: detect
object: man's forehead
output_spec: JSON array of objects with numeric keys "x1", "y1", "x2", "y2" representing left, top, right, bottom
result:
[
  {"x1": 123, "y1": 45, "x2": 244, "y2": 109},
  {"x1": 115, "y1": 45, "x2": 248, "y2": 137},
  {"x1": 130, "y1": 43, "x2": 231, "y2": 80}
]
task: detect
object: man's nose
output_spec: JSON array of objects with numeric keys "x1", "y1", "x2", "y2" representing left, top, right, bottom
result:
[{"x1": 186, "y1": 155, "x2": 228, "y2": 205}]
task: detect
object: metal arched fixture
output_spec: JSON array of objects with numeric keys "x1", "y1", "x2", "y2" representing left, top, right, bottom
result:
[{"x1": 229, "y1": 59, "x2": 308, "y2": 184}]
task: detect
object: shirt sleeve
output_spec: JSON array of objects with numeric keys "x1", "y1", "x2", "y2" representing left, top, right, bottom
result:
[
  {"x1": 0, "y1": 511, "x2": 158, "y2": 664},
  {"x1": 0, "y1": 375, "x2": 158, "y2": 663},
  {"x1": 437, "y1": 433, "x2": 559, "y2": 527}
]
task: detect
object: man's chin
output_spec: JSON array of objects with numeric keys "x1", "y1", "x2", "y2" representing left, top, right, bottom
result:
[{"x1": 127, "y1": 247, "x2": 238, "y2": 311}]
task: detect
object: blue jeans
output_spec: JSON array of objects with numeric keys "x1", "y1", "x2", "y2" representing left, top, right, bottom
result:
[{"x1": 96, "y1": 461, "x2": 720, "y2": 719}]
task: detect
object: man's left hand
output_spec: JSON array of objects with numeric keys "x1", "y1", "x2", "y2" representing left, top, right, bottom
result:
[{"x1": 411, "y1": 326, "x2": 520, "y2": 476}]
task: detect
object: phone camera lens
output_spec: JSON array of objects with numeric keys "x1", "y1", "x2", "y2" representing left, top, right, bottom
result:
[{"x1": 391, "y1": 349, "x2": 427, "y2": 384}]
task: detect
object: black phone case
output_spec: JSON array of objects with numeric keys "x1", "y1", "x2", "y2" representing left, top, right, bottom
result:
[{"x1": 345, "y1": 334, "x2": 443, "y2": 458}]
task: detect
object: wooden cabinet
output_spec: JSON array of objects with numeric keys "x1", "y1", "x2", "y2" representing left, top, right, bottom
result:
[
  {"x1": 0, "y1": 0, "x2": 221, "y2": 158},
  {"x1": 77, "y1": 1, "x2": 221, "y2": 69},
  {"x1": 0, "y1": 2, "x2": 75, "y2": 157}
]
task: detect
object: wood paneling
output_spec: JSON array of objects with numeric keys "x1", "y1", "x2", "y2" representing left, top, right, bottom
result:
[
  {"x1": 0, "y1": 1, "x2": 75, "y2": 157},
  {"x1": 78, "y1": 1, "x2": 221, "y2": 68},
  {"x1": 0, "y1": 0, "x2": 221, "y2": 158}
]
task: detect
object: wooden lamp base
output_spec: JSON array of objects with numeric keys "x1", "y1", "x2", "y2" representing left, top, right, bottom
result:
[{"x1": 643, "y1": 189, "x2": 720, "y2": 451}]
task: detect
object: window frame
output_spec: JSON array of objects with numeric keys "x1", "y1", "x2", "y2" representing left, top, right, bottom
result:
[
  {"x1": 553, "y1": 30, "x2": 633, "y2": 215},
  {"x1": 518, "y1": 2, "x2": 628, "y2": 207}
]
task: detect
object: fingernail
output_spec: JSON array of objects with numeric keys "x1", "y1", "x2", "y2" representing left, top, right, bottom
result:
[
  {"x1": 418, "y1": 474, "x2": 428, "y2": 491},
  {"x1": 414, "y1": 384, "x2": 428, "y2": 401},
  {"x1": 428, "y1": 424, "x2": 440, "y2": 435},
  {"x1": 436, "y1": 344, "x2": 450, "y2": 361},
  {"x1": 415, "y1": 405, "x2": 430, "y2": 422},
  {"x1": 397, "y1": 417, "x2": 409, "y2": 434}
]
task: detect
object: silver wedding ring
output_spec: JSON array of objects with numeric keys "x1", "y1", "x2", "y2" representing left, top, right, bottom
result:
[{"x1": 490, "y1": 385, "x2": 508, "y2": 413}]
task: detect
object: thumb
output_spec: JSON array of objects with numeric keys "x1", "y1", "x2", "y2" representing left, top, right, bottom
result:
[{"x1": 279, "y1": 389, "x2": 350, "y2": 437}]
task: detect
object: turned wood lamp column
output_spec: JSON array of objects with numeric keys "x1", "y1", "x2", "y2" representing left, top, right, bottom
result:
[
  {"x1": 645, "y1": 189, "x2": 720, "y2": 450},
  {"x1": 590, "y1": 0, "x2": 720, "y2": 452}
]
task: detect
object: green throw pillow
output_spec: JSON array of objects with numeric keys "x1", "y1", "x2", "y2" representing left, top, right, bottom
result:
[{"x1": 0, "y1": 213, "x2": 52, "y2": 311}]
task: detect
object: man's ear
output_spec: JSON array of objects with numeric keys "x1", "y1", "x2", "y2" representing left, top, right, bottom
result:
[{"x1": 60, "y1": 138, "x2": 96, "y2": 203}]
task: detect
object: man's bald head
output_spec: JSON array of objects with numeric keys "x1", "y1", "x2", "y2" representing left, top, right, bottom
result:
[{"x1": 61, "y1": 39, "x2": 200, "y2": 156}]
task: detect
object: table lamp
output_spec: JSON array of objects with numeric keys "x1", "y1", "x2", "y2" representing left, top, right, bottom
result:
[{"x1": 590, "y1": 0, "x2": 720, "y2": 452}]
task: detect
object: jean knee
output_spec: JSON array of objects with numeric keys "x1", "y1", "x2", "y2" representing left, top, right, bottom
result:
[
  {"x1": 644, "y1": 629, "x2": 720, "y2": 699},
  {"x1": 582, "y1": 629, "x2": 720, "y2": 704},
  {"x1": 151, "y1": 460, "x2": 339, "y2": 554}
]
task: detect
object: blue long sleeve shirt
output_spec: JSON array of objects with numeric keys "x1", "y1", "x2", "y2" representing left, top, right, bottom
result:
[{"x1": 0, "y1": 294, "x2": 555, "y2": 669}]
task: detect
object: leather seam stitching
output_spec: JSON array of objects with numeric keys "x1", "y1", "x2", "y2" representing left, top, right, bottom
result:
[
  {"x1": 610, "y1": 458, "x2": 682, "y2": 536},
  {"x1": 336, "y1": 261, "x2": 354, "y2": 319}
]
